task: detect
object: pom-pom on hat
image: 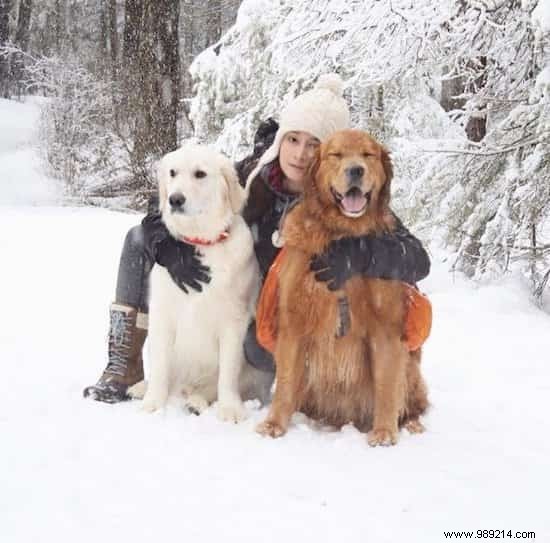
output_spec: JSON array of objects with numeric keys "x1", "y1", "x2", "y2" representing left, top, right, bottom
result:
[{"x1": 245, "y1": 73, "x2": 350, "y2": 189}]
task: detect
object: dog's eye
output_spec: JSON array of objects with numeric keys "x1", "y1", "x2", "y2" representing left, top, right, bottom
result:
[
  {"x1": 194, "y1": 170, "x2": 207, "y2": 179},
  {"x1": 169, "y1": 169, "x2": 177, "y2": 178},
  {"x1": 362, "y1": 153, "x2": 374, "y2": 158},
  {"x1": 328, "y1": 153, "x2": 342, "y2": 159}
]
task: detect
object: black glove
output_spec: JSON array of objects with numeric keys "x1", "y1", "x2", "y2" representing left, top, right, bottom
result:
[
  {"x1": 253, "y1": 117, "x2": 279, "y2": 156},
  {"x1": 235, "y1": 118, "x2": 280, "y2": 189},
  {"x1": 311, "y1": 222, "x2": 430, "y2": 290},
  {"x1": 311, "y1": 237, "x2": 372, "y2": 291},
  {"x1": 142, "y1": 212, "x2": 211, "y2": 294}
]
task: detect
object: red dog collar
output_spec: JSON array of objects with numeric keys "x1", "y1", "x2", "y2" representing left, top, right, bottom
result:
[{"x1": 182, "y1": 229, "x2": 230, "y2": 246}]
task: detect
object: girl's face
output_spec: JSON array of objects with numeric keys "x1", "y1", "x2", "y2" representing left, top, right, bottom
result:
[{"x1": 279, "y1": 131, "x2": 320, "y2": 193}]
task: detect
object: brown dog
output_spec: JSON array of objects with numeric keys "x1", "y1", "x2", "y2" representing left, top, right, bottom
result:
[{"x1": 256, "y1": 129, "x2": 428, "y2": 446}]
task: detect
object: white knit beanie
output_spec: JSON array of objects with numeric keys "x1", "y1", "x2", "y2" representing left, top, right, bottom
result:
[{"x1": 245, "y1": 73, "x2": 350, "y2": 189}]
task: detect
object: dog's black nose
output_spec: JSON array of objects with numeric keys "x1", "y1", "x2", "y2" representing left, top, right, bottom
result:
[
  {"x1": 169, "y1": 193, "x2": 186, "y2": 210},
  {"x1": 345, "y1": 165, "x2": 365, "y2": 181}
]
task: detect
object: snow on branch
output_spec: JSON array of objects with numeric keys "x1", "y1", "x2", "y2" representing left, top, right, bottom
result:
[{"x1": 188, "y1": 0, "x2": 549, "y2": 299}]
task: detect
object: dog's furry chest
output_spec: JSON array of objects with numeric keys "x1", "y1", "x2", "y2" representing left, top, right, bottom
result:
[
  {"x1": 149, "y1": 226, "x2": 259, "y2": 369},
  {"x1": 279, "y1": 248, "x2": 405, "y2": 338},
  {"x1": 277, "y1": 248, "x2": 407, "y2": 429}
]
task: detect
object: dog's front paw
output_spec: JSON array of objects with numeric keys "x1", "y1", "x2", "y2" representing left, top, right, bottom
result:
[
  {"x1": 256, "y1": 419, "x2": 287, "y2": 438},
  {"x1": 367, "y1": 427, "x2": 399, "y2": 447},
  {"x1": 404, "y1": 418, "x2": 425, "y2": 435},
  {"x1": 217, "y1": 400, "x2": 247, "y2": 423},
  {"x1": 141, "y1": 393, "x2": 167, "y2": 413},
  {"x1": 185, "y1": 394, "x2": 209, "y2": 416}
]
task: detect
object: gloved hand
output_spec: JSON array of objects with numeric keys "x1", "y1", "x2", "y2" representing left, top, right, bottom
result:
[
  {"x1": 155, "y1": 236, "x2": 211, "y2": 294},
  {"x1": 311, "y1": 236, "x2": 372, "y2": 291},
  {"x1": 142, "y1": 211, "x2": 211, "y2": 294},
  {"x1": 311, "y1": 221, "x2": 431, "y2": 290},
  {"x1": 253, "y1": 118, "x2": 279, "y2": 156}
]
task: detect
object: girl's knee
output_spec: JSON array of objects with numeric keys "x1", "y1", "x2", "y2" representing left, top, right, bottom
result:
[{"x1": 123, "y1": 225, "x2": 146, "y2": 252}]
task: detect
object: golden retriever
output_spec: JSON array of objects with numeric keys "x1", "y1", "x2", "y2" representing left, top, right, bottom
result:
[{"x1": 256, "y1": 130, "x2": 428, "y2": 446}]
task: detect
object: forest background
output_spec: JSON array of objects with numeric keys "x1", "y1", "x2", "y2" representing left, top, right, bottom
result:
[{"x1": 1, "y1": 0, "x2": 549, "y2": 302}]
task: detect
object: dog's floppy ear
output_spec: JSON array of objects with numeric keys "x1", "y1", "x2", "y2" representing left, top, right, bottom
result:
[
  {"x1": 220, "y1": 156, "x2": 246, "y2": 214},
  {"x1": 378, "y1": 146, "x2": 393, "y2": 208},
  {"x1": 305, "y1": 144, "x2": 322, "y2": 194}
]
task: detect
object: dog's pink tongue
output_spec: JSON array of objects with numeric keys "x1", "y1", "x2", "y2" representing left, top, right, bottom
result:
[{"x1": 342, "y1": 192, "x2": 367, "y2": 213}]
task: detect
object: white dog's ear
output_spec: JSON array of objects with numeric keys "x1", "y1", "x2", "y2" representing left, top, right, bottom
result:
[
  {"x1": 221, "y1": 157, "x2": 246, "y2": 214},
  {"x1": 156, "y1": 158, "x2": 167, "y2": 212}
]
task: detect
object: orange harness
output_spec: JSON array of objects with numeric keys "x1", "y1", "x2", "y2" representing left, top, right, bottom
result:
[{"x1": 256, "y1": 248, "x2": 432, "y2": 353}]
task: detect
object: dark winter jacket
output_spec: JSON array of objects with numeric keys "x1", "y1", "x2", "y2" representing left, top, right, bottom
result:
[{"x1": 240, "y1": 162, "x2": 297, "y2": 278}]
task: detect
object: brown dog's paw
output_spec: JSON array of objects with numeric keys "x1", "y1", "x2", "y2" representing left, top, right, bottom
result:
[
  {"x1": 404, "y1": 419, "x2": 425, "y2": 434},
  {"x1": 367, "y1": 427, "x2": 399, "y2": 447},
  {"x1": 256, "y1": 419, "x2": 287, "y2": 438}
]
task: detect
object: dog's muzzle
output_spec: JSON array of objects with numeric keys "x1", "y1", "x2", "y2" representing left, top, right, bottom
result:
[
  {"x1": 169, "y1": 192, "x2": 186, "y2": 213},
  {"x1": 345, "y1": 165, "x2": 365, "y2": 187}
]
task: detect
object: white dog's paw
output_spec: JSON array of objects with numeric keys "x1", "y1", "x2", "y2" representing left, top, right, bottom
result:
[
  {"x1": 141, "y1": 393, "x2": 167, "y2": 413},
  {"x1": 185, "y1": 394, "x2": 209, "y2": 416},
  {"x1": 217, "y1": 400, "x2": 248, "y2": 424},
  {"x1": 128, "y1": 380, "x2": 147, "y2": 400}
]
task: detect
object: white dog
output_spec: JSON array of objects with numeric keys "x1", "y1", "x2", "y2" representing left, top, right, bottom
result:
[{"x1": 130, "y1": 144, "x2": 272, "y2": 422}]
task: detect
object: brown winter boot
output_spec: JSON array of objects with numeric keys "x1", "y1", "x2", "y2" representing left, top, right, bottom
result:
[{"x1": 83, "y1": 303, "x2": 147, "y2": 403}]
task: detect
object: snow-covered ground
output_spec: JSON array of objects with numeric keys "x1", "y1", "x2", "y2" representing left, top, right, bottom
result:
[{"x1": 1, "y1": 98, "x2": 549, "y2": 542}]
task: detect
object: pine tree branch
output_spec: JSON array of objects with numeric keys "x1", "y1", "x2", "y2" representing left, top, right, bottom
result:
[{"x1": 420, "y1": 137, "x2": 548, "y2": 156}]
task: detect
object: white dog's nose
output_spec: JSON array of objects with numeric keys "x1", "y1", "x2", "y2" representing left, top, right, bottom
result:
[{"x1": 169, "y1": 192, "x2": 186, "y2": 211}]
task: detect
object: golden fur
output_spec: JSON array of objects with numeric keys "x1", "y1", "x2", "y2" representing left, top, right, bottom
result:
[{"x1": 256, "y1": 130, "x2": 428, "y2": 446}]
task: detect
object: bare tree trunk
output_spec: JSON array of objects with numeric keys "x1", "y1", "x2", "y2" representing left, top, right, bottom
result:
[
  {"x1": 54, "y1": 0, "x2": 66, "y2": 56},
  {"x1": 108, "y1": 0, "x2": 119, "y2": 81},
  {"x1": 12, "y1": 0, "x2": 33, "y2": 97},
  {"x1": 0, "y1": 0, "x2": 11, "y2": 97},
  {"x1": 99, "y1": 2, "x2": 109, "y2": 76},
  {"x1": 465, "y1": 56, "x2": 487, "y2": 142},
  {"x1": 440, "y1": 74, "x2": 464, "y2": 113},
  {"x1": 98, "y1": 0, "x2": 120, "y2": 81},
  {"x1": 220, "y1": 0, "x2": 240, "y2": 30},
  {"x1": 133, "y1": 1, "x2": 156, "y2": 170},
  {"x1": 14, "y1": 0, "x2": 32, "y2": 50},
  {"x1": 180, "y1": 0, "x2": 195, "y2": 132},
  {"x1": 154, "y1": 0, "x2": 180, "y2": 152},
  {"x1": 123, "y1": 0, "x2": 142, "y2": 72},
  {"x1": 440, "y1": 72, "x2": 487, "y2": 142},
  {"x1": 204, "y1": 0, "x2": 222, "y2": 49},
  {"x1": 121, "y1": 0, "x2": 145, "y2": 183},
  {"x1": 465, "y1": 116, "x2": 486, "y2": 143},
  {"x1": 121, "y1": 0, "x2": 180, "y2": 198},
  {"x1": 0, "y1": 0, "x2": 9, "y2": 44}
]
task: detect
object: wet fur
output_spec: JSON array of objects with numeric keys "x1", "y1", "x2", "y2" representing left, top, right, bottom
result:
[{"x1": 257, "y1": 130, "x2": 428, "y2": 445}]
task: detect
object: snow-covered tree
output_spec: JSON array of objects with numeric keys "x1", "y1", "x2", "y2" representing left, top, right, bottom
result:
[
  {"x1": 410, "y1": 1, "x2": 550, "y2": 299},
  {"x1": 190, "y1": 0, "x2": 550, "y2": 300}
]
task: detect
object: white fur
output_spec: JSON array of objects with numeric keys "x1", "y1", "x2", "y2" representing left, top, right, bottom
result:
[{"x1": 131, "y1": 145, "x2": 272, "y2": 421}]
